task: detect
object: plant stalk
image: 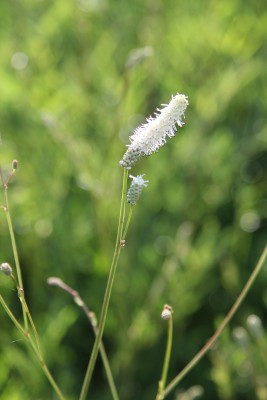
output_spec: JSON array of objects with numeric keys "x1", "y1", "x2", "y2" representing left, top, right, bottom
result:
[
  {"x1": 156, "y1": 311, "x2": 173, "y2": 400},
  {"x1": 79, "y1": 168, "x2": 128, "y2": 400}
]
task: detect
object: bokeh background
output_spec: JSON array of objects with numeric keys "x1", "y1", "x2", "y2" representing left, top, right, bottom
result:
[{"x1": 0, "y1": 0, "x2": 267, "y2": 399}]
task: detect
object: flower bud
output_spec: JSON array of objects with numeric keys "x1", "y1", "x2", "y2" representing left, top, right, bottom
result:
[
  {"x1": 161, "y1": 304, "x2": 173, "y2": 320},
  {"x1": 0, "y1": 262, "x2": 13, "y2": 276},
  {"x1": 127, "y1": 174, "x2": 148, "y2": 205}
]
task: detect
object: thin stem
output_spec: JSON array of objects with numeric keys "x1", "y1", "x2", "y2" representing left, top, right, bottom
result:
[
  {"x1": 9, "y1": 273, "x2": 43, "y2": 355},
  {"x1": 4, "y1": 189, "x2": 23, "y2": 289},
  {"x1": 121, "y1": 205, "x2": 134, "y2": 241},
  {"x1": 0, "y1": 293, "x2": 65, "y2": 400},
  {"x1": 18, "y1": 288, "x2": 43, "y2": 356},
  {"x1": 48, "y1": 277, "x2": 119, "y2": 400},
  {"x1": 0, "y1": 293, "x2": 26, "y2": 337},
  {"x1": 79, "y1": 168, "x2": 129, "y2": 400},
  {"x1": 26, "y1": 333, "x2": 66, "y2": 400},
  {"x1": 2, "y1": 186, "x2": 28, "y2": 330},
  {"x1": 163, "y1": 244, "x2": 267, "y2": 398},
  {"x1": 157, "y1": 312, "x2": 173, "y2": 400}
]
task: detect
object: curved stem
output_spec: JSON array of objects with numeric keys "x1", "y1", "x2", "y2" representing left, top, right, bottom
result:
[
  {"x1": 48, "y1": 277, "x2": 119, "y2": 400},
  {"x1": 79, "y1": 168, "x2": 129, "y2": 400},
  {"x1": 163, "y1": 244, "x2": 267, "y2": 398}
]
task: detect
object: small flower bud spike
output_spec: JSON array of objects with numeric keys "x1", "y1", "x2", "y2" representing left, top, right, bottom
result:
[
  {"x1": 120, "y1": 93, "x2": 189, "y2": 169},
  {"x1": 127, "y1": 174, "x2": 148, "y2": 205}
]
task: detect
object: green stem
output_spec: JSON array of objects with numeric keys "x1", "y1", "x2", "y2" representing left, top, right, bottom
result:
[
  {"x1": 122, "y1": 205, "x2": 134, "y2": 240},
  {"x1": 82, "y1": 310, "x2": 120, "y2": 400},
  {"x1": 18, "y1": 289, "x2": 43, "y2": 356},
  {"x1": 3, "y1": 188, "x2": 28, "y2": 330},
  {"x1": 163, "y1": 243, "x2": 267, "y2": 398},
  {"x1": 98, "y1": 338, "x2": 119, "y2": 400},
  {"x1": 79, "y1": 168, "x2": 129, "y2": 400},
  {"x1": 0, "y1": 293, "x2": 65, "y2": 400},
  {"x1": 0, "y1": 293, "x2": 26, "y2": 337},
  {"x1": 156, "y1": 313, "x2": 173, "y2": 400}
]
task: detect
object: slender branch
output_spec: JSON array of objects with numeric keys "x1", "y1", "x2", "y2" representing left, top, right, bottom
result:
[
  {"x1": 48, "y1": 277, "x2": 119, "y2": 400},
  {"x1": 79, "y1": 168, "x2": 129, "y2": 400},
  {"x1": 163, "y1": 243, "x2": 267, "y2": 398}
]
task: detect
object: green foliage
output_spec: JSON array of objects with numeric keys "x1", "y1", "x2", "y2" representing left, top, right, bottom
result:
[{"x1": 0, "y1": 0, "x2": 266, "y2": 399}]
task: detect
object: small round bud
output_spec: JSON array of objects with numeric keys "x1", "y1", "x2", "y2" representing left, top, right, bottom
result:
[
  {"x1": 246, "y1": 314, "x2": 264, "y2": 339},
  {"x1": 12, "y1": 160, "x2": 18, "y2": 170},
  {"x1": 0, "y1": 262, "x2": 13, "y2": 276},
  {"x1": 161, "y1": 304, "x2": 173, "y2": 320}
]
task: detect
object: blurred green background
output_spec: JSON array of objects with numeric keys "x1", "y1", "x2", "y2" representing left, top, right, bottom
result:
[{"x1": 0, "y1": 0, "x2": 267, "y2": 399}]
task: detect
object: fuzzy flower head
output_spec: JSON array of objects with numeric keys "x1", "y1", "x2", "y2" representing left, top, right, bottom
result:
[
  {"x1": 127, "y1": 174, "x2": 149, "y2": 205},
  {"x1": 120, "y1": 93, "x2": 189, "y2": 169}
]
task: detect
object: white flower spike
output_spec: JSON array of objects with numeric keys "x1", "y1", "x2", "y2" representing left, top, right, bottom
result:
[{"x1": 120, "y1": 93, "x2": 189, "y2": 169}]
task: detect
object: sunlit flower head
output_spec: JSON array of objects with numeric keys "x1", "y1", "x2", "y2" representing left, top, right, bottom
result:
[{"x1": 120, "y1": 93, "x2": 189, "y2": 169}]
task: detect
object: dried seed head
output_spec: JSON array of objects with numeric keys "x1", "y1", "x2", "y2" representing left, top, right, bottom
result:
[
  {"x1": 161, "y1": 304, "x2": 173, "y2": 320},
  {"x1": 127, "y1": 174, "x2": 148, "y2": 205}
]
